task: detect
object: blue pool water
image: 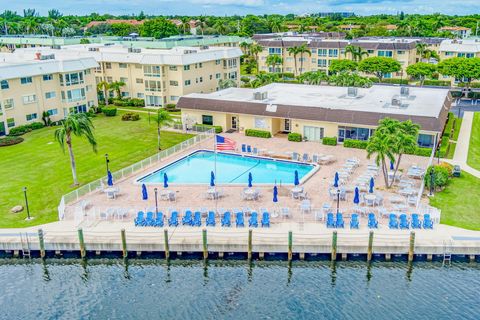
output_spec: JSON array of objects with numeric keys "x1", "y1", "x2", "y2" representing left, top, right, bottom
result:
[{"x1": 138, "y1": 150, "x2": 316, "y2": 185}]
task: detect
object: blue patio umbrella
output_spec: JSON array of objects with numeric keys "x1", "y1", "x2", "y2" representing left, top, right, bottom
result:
[
  {"x1": 273, "y1": 185, "x2": 278, "y2": 203},
  {"x1": 353, "y1": 187, "x2": 360, "y2": 205},
  {"x1": 141, "y1": 184, "x2": 148, "y2": 200},
  {"x1": 369, "y1": 177, "x2": 375, "y2": 193},
  {"x1": 210, "y1": 171, "x2": 215, "y2": 187},
  {"x1": 294, "y1": 170, "x2": 299, "y2": 186},
  {"x1": 107, "y1": 170, "x2": 113, "y2": 186},
  {"x1": 333, "y1": 172, "x2": 339, "y2": 188},
  {"x1": 163, "y1": 173, "x2": 169, "y2": 188},
  {"x1": 390, "y1": 160, "x2": 395, "y2": 170},
  {"x1": 248, "y1": 172, "x2": 253, "y2": 188}
]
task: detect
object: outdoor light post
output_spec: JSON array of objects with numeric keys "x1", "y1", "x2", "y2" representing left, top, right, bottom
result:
[
  {"x1": 154, "y1": 188, "x2": 158, "y2": 215},
  {"x1": 429, "y1": 170, "x2": 435, "y2": 196},
  {"x1": 23, "y1": 187, "x2": 32, "y2": 220},
  {"x1": 336, "y1": 188, "x2": 341, "y2": 215},
  {"x1": 105, "y1": 153, "x2": 110, "y2": 174},
  {"x1": 458, "y1": 106, "x2": 462, "y2": 118}
]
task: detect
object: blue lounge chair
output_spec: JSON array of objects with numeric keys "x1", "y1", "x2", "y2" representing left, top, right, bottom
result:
[
  {"x1": 350, "y1": 213, "x2": 359, "y2": 229},
  {"x1": 326, "y1": 213, "x2": 335, "y2": 228},
  {"x1": 193, "y1": 211, "x2": 202, "y2": 227},
  {"x1": 336, "y1": 213, "x2": 345, "y2": 228},
  {"x1": 221, "y1": 211, "x2": 231, "y2": 227},
  {"x1": 423, "y1": 214, "x2": 434, "y2": 229},
  {"x1": 247, "y1": 145, "x2": 252, "y2": 153},
  {"x1": 168, "y1": 211, "x2": 179, "y2": 227},
  {"x1": 249, "y1": 212, "x2": 258, "y2": 228},
  {"x1": 182, "y1": 210, "x2": 193, "y2": 226},
  {"x1": 154, "y1": 212, "x2": 164, "y2": 227},
  {"x1": 206, "y1": 211, "x2": 216, "y2": 227},
  {"x1": 302, "y1": 153, "x2": 309, "y2": 162},
  {"x1": 389, "y1": 213, "x2": 399, "y2": 229},
  {"x1": 134, "y1": 211, "x2": 145, "y2": 226},
  {"x1": 236, "y1": 212, "x2": 245, "y2": 227},
  {"x1": 399, "y1": 214, "x2": 409, "y2": 229},
  {"x1": 411, "y1": 213, "x2": 422, "y2": 229},
  {"x1": 261, "y1": 212, "x2": 270, "y2": 228},
  {"x1": 367, "y1": 213, "x2": 378, "y2": 229},
  {"x1": 145, "y1": 211, "x2": 155, "y2": 226},
  {"x1": 241, "y1": 144, "x2": 247, "y2": 153}
]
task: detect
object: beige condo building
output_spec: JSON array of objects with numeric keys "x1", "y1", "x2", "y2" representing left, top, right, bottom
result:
[{"x1": 0, "y1": 51, "x2": 98, "y2": 135}]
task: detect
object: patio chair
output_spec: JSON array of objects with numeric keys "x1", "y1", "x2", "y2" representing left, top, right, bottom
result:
[
  {"x1": 423, "y1": 214, "x2": 434, "y2": 229},
  {"x1": 193, "y1": 211, "x2": 202, "y2": 227},
  {"x1": 134, "y1": 211, "x2": 145, "y2": 226},
  {"x1": 145, "y1": 211, "x2": 155, "y2": 226},
  {"x1": 312, "y1": 154, "x2": 319, "y2": 164},
  {"x1": 300, "y1": 200, "x2": 311, "y2": 214},
  {"x1": 411, "y1": 213, "x2": 422, "y2": 229},
  {"x1": 388, "y1": 213, "x2": 399, "y2": 229},
  {"x1": 206, "y1": 211, "x2": 216, "y2": 227},
  {"x1": 182, "y1": 210, "x2": 193, "y2": 226},
  {"x1": 241, "y1": 144, "x2": 247, "y2": 153},
  {"x1": 326, "y1": 213, "x2": 335, "y2": 228},
  {"x1": 247, "y1": 145, "x2": 252, "y2": 153},
  {"x1": 280, "y1": 207, "x2": 291, "y2": 218},
  {"x1": 221, "y1": 211, "x2": 231, "y2": 227},
  {"x1": 399, "y1": 214, "x2": 409, "y2": 229},
  {"x1": 252, "y1": 147, "x2": 258, "y2": 155},
  {"x1": 261, "y1": 211, "x2": 270, "y2": 228},
  {"x1": 350, "y1": 213, "x2": 359, "y2": 229},
  {"x1": 336, "y1": 213, "x2": 345, "y2": 228},
  {"x1": 298, "y1": 191, "x2": 309, "y2": 200},
  {"x1": 302, "y1": 153, "x2": 309, "y2": 162},
  {"x1": 168, "y1": 211, "x2": 179, "y2": 227},
  {"x1": 249, "y1": 212, "x2": 259, "y2": 228},
  {"x1": 292, "y1": 152, "x2": 300, "y2": 161},
  {"x1": 154, "y1": 212, "x2": 164, "y2": 227},
  {"x1": 367, "y1": 213, "x2": 378, "y2": 229},
  {"x1": 235, "y1": 212, "x2": 245, "y2": 227}
]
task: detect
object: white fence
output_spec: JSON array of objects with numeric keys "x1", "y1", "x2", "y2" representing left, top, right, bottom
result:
[{"x1": 58, "y1": 128, "x2": 215, "y2": 220}]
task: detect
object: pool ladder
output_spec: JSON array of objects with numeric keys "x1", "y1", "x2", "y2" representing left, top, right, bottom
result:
[
  {"x1": 20, "y1": 233, "x2": 31, "y2": 259},
  {"x1": 442, "y1": 240, "x2": 452, "y2": 266}
]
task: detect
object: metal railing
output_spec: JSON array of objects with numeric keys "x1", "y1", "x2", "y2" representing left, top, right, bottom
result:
[{"x1": 57, "y1": 127, "x2": 215, "y2": 220}]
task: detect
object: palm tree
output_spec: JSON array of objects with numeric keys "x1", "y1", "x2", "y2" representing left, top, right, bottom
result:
[
  {"x1": 180, "y1": 18, "x2": 191, "y2": 34},
  {"x1": 268, "y1": 18, "x2": 283, "y2": 33},
  {"x1": 154, "y1": 109, "x2": 174, "y2": 150},
  {"x1": 344, "y1": 45, "x2": 369, "y2": 62},
  {"x1": 287, "y1": 46, "x2": 301, "y2": 76},
  {"x1": 297, "y1": 71, "x2": 329, "y2": 85},
  {"x1": 251, "y1": 73, "x2": 279, "y2": 88},
  {"x1": 218, "y1": 79, "x2": 237, "y2": 89},
  {"x1": 97, "y1": 81, "x2": 110, "y2": 105},
  {"x1": 249, "y1": 43, "x2": 263, "y2": 74},
  {"x1": 366, "y1": 130, "x2": 395, "y2": 187},
  {"x1": 297, "y1": 44, "x2": 311, "y2": 75},
  {"x1": 213, "y1": 21, "x2": 227, "y2": 35},
  {"x1": 239, "y1": 41, "x2": 250, "y2": 55},
  {"x1": 109, "y1": 81, "x2": 126, "y2": 100},
  {"x1": 266, "y1": 54, "x2": 283, "y2": 73},
  {"x1": 54, "y1": 113, "x2": 97, "y2": 186},
  {"x1": 415, "y1": 43, "x2": 427, "y2": 61}
]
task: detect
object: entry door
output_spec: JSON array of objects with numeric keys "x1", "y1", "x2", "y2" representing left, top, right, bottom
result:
[
  {"x1": 0, "y1": 122, "x2": 5, "y2": 136},
  {"x1": 231, "y1": 116, "x2": 238, "y2": 130},
  {"x1": 303, "y1": 126, "x2": 324, "y2": 142},
  {"x1": 284, "y1": 119, "x2": 291, "y2": 132}
]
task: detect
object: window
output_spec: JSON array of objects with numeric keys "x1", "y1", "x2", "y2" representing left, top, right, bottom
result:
[
  {"x1": 317, "y1": 49, "x2": 327, "y2": 57},
  {"x1": 254, "y1": 117, "x2": 268, "y2": 129},
  {"x1": 184, "y1": 65, "x2": 190, "y2": 71},
  {"x1": 136, "y1": 78, "x2": 144, "y2": 84},
  {"x1": 169, "y1": 81, "x2": 179, "y2": 86},
  {"x1": 146, "y1": 95, "x2": 162, "y2": 106},
  {"x1": 378, "y1": 50, "x2": 393, "y2": 57},
  {"x1": 70, "y1": 104, "x2": 87, "y2": 114},
  {"x1": 170, "y1": 96, "x2": 179, "y2": 101},
  {"x1": 22, "y1": 94, "x2": 37, "y2": 104},
  {"x1": 121, "y1": 92, "x2": 129, "y2": 97},
  {"x1": 119, "y1": 63, "x2": 128, "y2": 68},
  {"x1": 105, "y1": 62, "x2": 112, "y2": 69},
  {"x1": 137, "y1": 93, "x2": 145, "y2": 98},
  {"x1": 145, "y1": 80, "x2": 162, "y2": 92},
  {"x1": 26, "y1": 113, "x2": 38, "y2": 121},
  {"x1": 0, "y1": 80, "x2": 8, "y2": 90},
  {"x1": 215, "y1": 59, "x2": 221, "y2": 65},
  {"x1": 338, "y1": 126, "x2": 373, "y2": 143},
  {"x1": 61, "y1": 72, "x2": 84, "y2": 86},
  {"x1": 86, "y1": 85, "x2": 93, "y2": 92},
  {"x1": 184, "y1": 80, "x2": 191, "y2": 86},
  {"x1": 45, "y1": 91, "x2": 56, "y2": 99},
  {"x1": 43, "y1": 74, "x2": 53, "y2": 81},
  {"x1": 397, "y1": 50, "x2": 405, "y2": 55},
  {"x1": 169, "y1": 66, "x2": 178, "y2": 71},
  {"x1": 106, "y1": 77, "x2": 113, "y2": 83},
  {"x1": 367, "y1": 49, "x2": 374, "y2": 54},
  {"x1": 216, "y1": 73, "x2": 221, "y2": 79},
  {"x1": 417, "y1": 134, "x2": 434, "y2": 148},
  {"x1": 64, "y1": 88, "x2": 86, "y2": 102},
  {"x1": 47, "y1": 108, "x2": 58, "y2": 116},
  {"x1": 7, "y1": 118, "x2": 15, "y2": 128},
  {"x1": 209, "y1": 75, "x2": 213, "y2": 80},
  {"x1": 144, "y1": 65, "x2": 161, "y2": 77},
  {"x1": 21, "y1": 77, "x2": 33, "y2": 85},
  {"x1": 303, "y1": 126, "x2": 324, "y2": 142},
  {"x1": 202, "y1": 115, "x2": 213, "y2": 125},
  {"x1": 311, "y1": 49, "x2": 317, "y2": 54},
  {"x1": 85, "y1": 69, "x2": 91, "y2": 75},
  {"x1": 268, "y1": 48, "x2": 282, "y2": 55},
  {"x1": 120, "y1": 77, "x2": 128, "y2": 83},
  {"x1": 3, "y1": 99, "x2": 14, "y2": 109},
  {"x1": 445, "y1": 51, "x2": 454, "y2": 56},
  {"x1": 317, "y1": 59, "x2": 327, "y2": 68},
  {"x1": 328, "y1": 49, "x2": 338, "y2": 57}
]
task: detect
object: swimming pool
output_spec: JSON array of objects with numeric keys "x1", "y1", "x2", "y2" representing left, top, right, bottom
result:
[{"x1": 137, "y1": 150, "x2": 317, "y2": 185}]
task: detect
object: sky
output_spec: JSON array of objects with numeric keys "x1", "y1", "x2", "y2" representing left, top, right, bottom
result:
[{"x1": 1, "y1": 0, "x2": 479, "y2": 16}]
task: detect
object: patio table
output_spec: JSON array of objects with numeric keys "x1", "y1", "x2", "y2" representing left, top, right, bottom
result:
[
  {"x1": 104, "y1": 187, "x2": 118, "y2": 199},
  {"x1": 160, "y1": 190, "x2": 174, "y2": 201},
  {"x1": 206, "y1": 188, "x2": 219, "y2": 200},
  {"x1": 243, "y1": 188, "x2": 258, "y2": 200}
]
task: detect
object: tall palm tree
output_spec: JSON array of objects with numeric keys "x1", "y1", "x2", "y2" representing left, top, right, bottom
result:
[
  {"x1": 287, "y1": 46, "x2": 301, "y2": 76},
  {"x1": 109, "y1": 81, "x2": 126, "y2": 100},
  {"x1": 366, "y1": 130, "x2": 395, "y2": 187},
  {"x1": 96, "y1": 81, "x2": 110, "y2": 105},
  {"x1": 239, "y1": 41, "x2": 250, "y2": 55},
  {"x1": 251, "y1": 73, "x2": 279, "y2": 88},
  {"x1": 344, "y1": 45, "x2": 369, "y2": 62},
  {"x1": 213, "y1": 21, "x2": 227, "y2": 35},
  {"x1": 154, "y1": 109, "x2": 174, "y2": 150},
  {"x1": 266, "y1": 54, "x2": 283, "y2": 73},
  {"x1": 297, "y1": 71, "x2": 329, "y2": 85},
  {"x1": 249, "y1": 43, "x2": 263, "y2": 74},
  {"x1": 415, "y1": 43, "x2": 427, "y2": 61},
  {"x1": 297, "y1": 44, "x2": 311, "y2": 75},
  {"x1": 54, "y1": 113, "x2": 97, "y2": 186}
]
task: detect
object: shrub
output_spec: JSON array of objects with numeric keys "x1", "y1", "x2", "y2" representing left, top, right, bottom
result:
[
  {"x1": 411, "y1": 147, "x2": 433, "y2": 157},
  {"x1": 423, "y1": 80, "x2": 451, "y2": 87},
  {"x1": 287, "y1": 132, "x2": 302, "y2": 142},
  {"x1": 102, "y1": 107, "x2": 117, "y2": 117},
  {"x1": 29, "y1": 122, "x2": 45, "y2": 130},
  {"x1": 245, "y1": 129, "x2": 272, "y2": 138},
  {"x1": 368, "y1": 76, "x2": 380, "y2": 83},
  {"x1": 0, "y1": 136, "x2": 24, "y2": 147},
  {"x1": 381, "y1": 78, "x2": 409, "y2": 85},
  {"x1": 438, "y1": 162, "x2": 454, "y2": 176},
  {"x1": 192, "y1": 124, "x2": 223, "y2": 133},
  {"x1": 425, "y1": 165, "x2": 450, "y2": 189},
  {"x1": 281, "y1": 72, "x2": 295, "y2": 79},
  {"x1": 322, "y1": 136, "x2": 338, "y2": 146},
  {"x1": 121, "y1": 113, "x2": 140, "y2": 121},
  {"x1": 165, "y1": 104, "x2": 177, "y2": 110},
  {"x1": 8, "y1": 122, "x2": 44, "y2": 136},
  {"x1": 343, "y1": 139, "x2": 368, "y2": 149},
  {"x1": 130, "y1": 98, "x2": 145, "y2": 107}
]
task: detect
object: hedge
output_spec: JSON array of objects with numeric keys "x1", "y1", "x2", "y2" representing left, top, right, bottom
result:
[
  {"x1": 287, "y1": 132, "x2": 302, "y2": 142},
  {"x1": 343, "y1": 139, "x2": 368, "y2": 149},
  {"x1": 103, "y1": 107, "x2": 118, "y2": 117},
  {"x1": 8, "y1": 122, "x2": 45, "y2": 136},
  {"x1": 112, "y1": 98, "x2": 145, "y2": 107},
  {"x1": 245, "y1": 129, "x2": 272, "y2": 138},
  {"x1": 425, "y1": 165, "x2": 450, "y2": 189},
  {"x1": 411, "y1": 147, "x2": 433, "y2": 157},
  {"x1": 381, "y1": 78, "x2": 409, "y2": 85},
  {"x1": 121, "y1": 113, "x2": 140, "y2": 121},
  {"x1": 322, "y1": 136, "x2": 337, "y2": 146},
  {"x1": 193, "y1": 124, "x2": 223, "y2": 133},
  {"x1": 423, "y1": 80, "x2": 451, "y2": 87},
  {"x1": 0, "y1": 136, "x2": 24, "y2": 147}
]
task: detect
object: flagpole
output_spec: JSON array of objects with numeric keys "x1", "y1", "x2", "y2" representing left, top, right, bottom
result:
[{"x1": 214, "y1": 133, "x2": 218, "y2": 214}]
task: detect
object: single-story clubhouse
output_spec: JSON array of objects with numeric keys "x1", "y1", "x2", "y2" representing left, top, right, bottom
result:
[{"x1": 177, "y1": 83, "x2": 452, "y2": 148}]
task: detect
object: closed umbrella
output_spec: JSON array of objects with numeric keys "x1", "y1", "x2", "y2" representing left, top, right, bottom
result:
[
  {"x1": 107, "y1": 170, "x2": 113, "y2": 186},
  {"x1": 163, "y1": 173, "x2": 169, "y2": 188},
  {"x1": 248, "y1": 172, "x2": 253, "y2": 188},
  {"x1": 210, "y1": 171, "x2": 215, "y2": 187},
  {"x1": 273, "y1": 185, "x2": 278, "y2": 203},
  {"x1": 369, "y1": 177, "x2": 375, "y2": 193},
  {"x1": 294, "y1": 170, "x2": 299, "y2": 186},
  {"x1": 353, "y1": 187, "x2": 360, "y2": 205},
  {"x1": 333, "y1": 172, "x2": 339, "y2": 188},
  {"x1": 142, "y1": 184, "x2": 148, "y2": 200},
  {"x1": 390, "y1": 160, "x2": 395, "y2": 170}
]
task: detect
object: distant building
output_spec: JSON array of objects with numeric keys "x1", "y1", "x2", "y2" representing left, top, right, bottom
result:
[
  {"x1": 338, "y1": 25, "x2": 362, "y2": 32},
  {"x1": 316, "y1": 12, "x2": 355, "y2": 18},
  {"x1": 84, "y1": 19, "x2": 146, "y2": 30},
  {"x1": 384, "y1": 25, "x2": 398, "y2": 32},
  {"x1": 439, "y1": 38, "x2": 480, "y2": 84},
  {"x1": 438, "y1": 27, "x2": 472, "y2": 38}
]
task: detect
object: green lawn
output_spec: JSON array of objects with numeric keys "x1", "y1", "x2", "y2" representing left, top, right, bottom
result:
[
  {"x1": 0, "y1": 112, "x2": 193, "y2": 228},
  {"x1": 430, "y1": 171, "x2": 480, "y2": 230},
  {"x1": 467, "y1": 112, "x2": 480, "y2": 171}
]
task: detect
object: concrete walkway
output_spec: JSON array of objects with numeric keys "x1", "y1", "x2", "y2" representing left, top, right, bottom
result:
[
  {"x1": 117, "y1": 108, "x2": 181, "y2": 118},
  {"x1": 445, "y1": 111, "x2": 480, "y2": 178}
]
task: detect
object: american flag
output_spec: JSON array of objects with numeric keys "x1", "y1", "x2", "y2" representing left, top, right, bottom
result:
[{"x1": 216, "y1": 135, "x2": 236, "y2": 151}]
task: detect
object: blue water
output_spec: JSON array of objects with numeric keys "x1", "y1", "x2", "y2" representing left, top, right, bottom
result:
[
  {"x1": 138, "y1": 150, "x2": 315, "y2": 185},
  {"x1": 0, "y1": 260, "x2": 479, "y2": 319}
]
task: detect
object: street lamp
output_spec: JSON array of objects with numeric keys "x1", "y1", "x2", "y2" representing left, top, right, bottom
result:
[
  {"x1": 154, "y1": 188, "x2": 158, "y2": 215},
  {"x1": 429, "y1": 170, "x2": 435, "y2": 196},
  {"x1": 23, "y1": 187, "x2": 32, "y2": 220},
  {"x1": 336, "y1": 188, "x2": 341, "y2": 215},
  {"x1": 105, "y1": 153, "x2": 110, "y2": 174}
]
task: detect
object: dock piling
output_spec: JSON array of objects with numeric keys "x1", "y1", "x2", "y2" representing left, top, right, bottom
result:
[
  {"x1": 78, "y1": 228, "x2": 86, "y2": 259},
  {"x1": 331, "y1": 231, "x2": 337, "y2": 261},
  {"x1": 408, "y1": 231, "x2": 415, "y2": 262},
  {"x1": 367, "y1": 231, "x2": 374, "y2": 262},
  {"x1": 288, "y1": 231, "x2": 293, "y2": 261},
  {"x1": 247, "y1": 229, "x2": 252, "y2": 260},
  {"x1": 164, "y1": 229, "x2": 170, "y2": 260},
  {"x1": 38, "y1": 229, "x2": 45, "y2": 259},
  {"x1": 202, "y1": 229, "x2": 208, "y2": 260},
  {"x1": 121, "y1": 229, "x2": 127, "y2": 259}
]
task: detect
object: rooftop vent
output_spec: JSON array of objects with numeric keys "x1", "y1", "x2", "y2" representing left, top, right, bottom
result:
[
  {"x1": 391, "y1": 97, "x2": 402, "y2": 107},
  {"x1": 347, "y1": 87, "x2": 358, "y2": 97},
  {"x1": 400, "y1": 86, "x2": 409, "y2": 97},
  {"x1": 253, "y1": 91, "x2": 268, "y2": 100},
  {"x1": 128, "y1": 47, "x2": 141, "y2": 53},
  {"x1": 183, "y1": 49, "x2": 198, "y2": 54},
  {"x1": 35, "y1": 52, "x2": 55, "y2": 60},
  {"x1": 88, "y1": 47, "x2": 99, "y2": 52},
  {"x1": 200, "y1": 45, "x2": 209, "y2": 50}
]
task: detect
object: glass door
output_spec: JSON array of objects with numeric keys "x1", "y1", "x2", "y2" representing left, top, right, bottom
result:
[
  {"x1": 231, "y1": 116, "x2": 238, "y2": 130},
  {"x1": 284, "y1": 119, "x2": 291, "y2": 132},
  {"x1": 0, "y1": 122, "x2": 5, "y2": 136},
  {"x1": 303, "y1": 126, "x2": 324, "y2": 142}
]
